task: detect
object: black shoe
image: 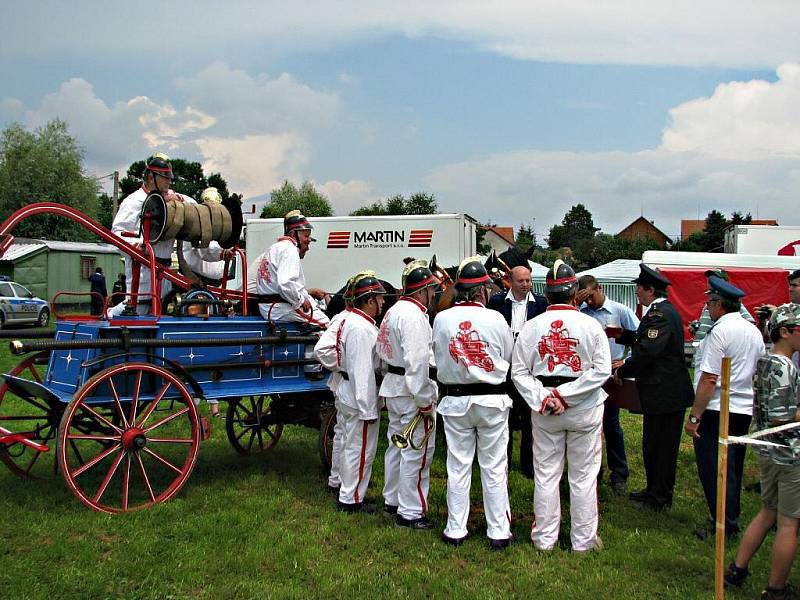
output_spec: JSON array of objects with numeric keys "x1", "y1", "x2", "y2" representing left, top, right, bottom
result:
[
  {"x1": 723, "y1": 561, "x2": 749, "y2": 588},
  {"x1": 760, "y1": 584, "x2": 799, "y2": 600},
  {"x1": 442, "y1": 533, "x2": 467, "y2": 547},
  {"x1": 611, "y1": 480, "x2": 628, "y2": 496},
  {"x1": 695, "y1": 523, "x2": 739, "y2": 541},
  {"x1": 629, "y1": 489, "x2": 651, "y2": 501},
  {"x1": 396, "y1": 515, "x2": 434, "y2": 530},
  {"x1": 632, "y1": 498, "x2": 671, "y2": 512},
  {"x1": 327, "y1": 484, "x2": 341, "y2": 495},
  {"x1": 337, "y1": 501, "x2": 376, "y2": 514},
  {"x1": 383, "y1": 504, "x2": 398, "y2": 518},
  {"x1": 488, "y1": 537, "x2": 512, "y2": 551}
]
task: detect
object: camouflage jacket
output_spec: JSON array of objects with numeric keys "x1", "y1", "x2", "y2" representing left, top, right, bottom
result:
[{"x1": 752, "y1": 353, "x2": 800, "y2": 465}]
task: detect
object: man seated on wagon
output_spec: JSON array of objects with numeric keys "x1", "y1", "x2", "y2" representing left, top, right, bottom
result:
[
  {"x1": 251, "y1": 210, "x2": 330, "y2": 328},
  {"x1": 109, "y1": 152, "x2": 196, "y2": 316}
]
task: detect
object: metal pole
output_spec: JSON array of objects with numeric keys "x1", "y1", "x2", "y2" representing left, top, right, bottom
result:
[
  {"x1": 714, "y1": 356, "x2": 732, "y2": 600},
  {"x1": 112, "y1": 171, "x2": 120, "y2": 218}
]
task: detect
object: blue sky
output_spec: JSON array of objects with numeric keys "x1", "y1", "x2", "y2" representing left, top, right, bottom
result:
[{"x1": 2, "y1": 2, "x2": 799, "y2": 241}]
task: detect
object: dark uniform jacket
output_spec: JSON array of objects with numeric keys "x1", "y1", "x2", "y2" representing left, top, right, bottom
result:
[
  {"x1": 617, "y1": 298, "x2": 693, "y2": 414},
  {"x1": 487, "y1": 291, "x2": 548, "y2": 327}
]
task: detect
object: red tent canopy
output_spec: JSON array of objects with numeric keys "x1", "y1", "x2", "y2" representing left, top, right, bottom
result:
[{"x1": 655, "y1": 267, "x2": 789, "y2": 339}]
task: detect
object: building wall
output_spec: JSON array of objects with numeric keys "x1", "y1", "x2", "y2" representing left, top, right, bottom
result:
[
  {"x1": 46, "y1": 250, "x2": 123, "y2": 306},
  {"x1": 12, "y1": 252, "x2": 48, "y2": 299},
  {"x1": 618, "y1": 219, "x2": 670, "y2": 248}
]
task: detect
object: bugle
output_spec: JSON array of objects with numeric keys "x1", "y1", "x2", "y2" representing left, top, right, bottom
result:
[{"x1": 391, "y1": 410, "x2": 435, "y2": 450}]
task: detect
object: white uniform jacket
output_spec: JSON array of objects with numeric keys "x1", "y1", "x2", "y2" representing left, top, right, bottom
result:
[
  {"x1": 330, "y1": 308, "x2": 381, "y2": 421},
  {"x1": 313, "y1": 310, "x2": 348, "y2": 392},
  {"x1": 432, "y1": 301, "x2": 514, "y2": 416},
  {"x1": 112, "y1": 188, "x2": 196, "y2": 260},
  {"x1": 376, "y1": 297, "x2": 437, "y2": 409},
  {"x1": 182, "y1": 241, "x2": 225, "y2": 280},
  {"x1": 512, "y1": 305, "x2": 611, "y2": 414}
]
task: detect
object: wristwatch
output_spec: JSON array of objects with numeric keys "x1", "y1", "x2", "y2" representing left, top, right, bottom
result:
[{"x1": 688, "y1": 414, "x2": 701, "y2": 425}]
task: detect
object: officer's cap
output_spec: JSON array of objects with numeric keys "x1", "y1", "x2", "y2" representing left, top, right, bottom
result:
[
  {"x1": 633, "y1": 264, "x2": 670, "y2": 290},
  {"x1": 789, "y1": 269, "x2": 800, "y2": 282},
  {"x1": 705, "y1": 275, "x2": 745, "y2": 302}
]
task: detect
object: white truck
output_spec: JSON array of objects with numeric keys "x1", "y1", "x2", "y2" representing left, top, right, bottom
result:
[
  {"x1": 724, "y1": 225, "x2": 800, "y2": 256},
  {"x1": 243, "y1": 213, "x2": 478, "y2": 292}
]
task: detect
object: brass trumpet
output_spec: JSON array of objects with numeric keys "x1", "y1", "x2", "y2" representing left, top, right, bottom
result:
[{"x1": 391, "y1": 411, "x2": 435, "y2": 450}]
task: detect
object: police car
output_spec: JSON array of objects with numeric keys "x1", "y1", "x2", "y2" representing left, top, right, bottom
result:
[{"x1": 0, "y1": 277, "x2": 50, "y2": 328}]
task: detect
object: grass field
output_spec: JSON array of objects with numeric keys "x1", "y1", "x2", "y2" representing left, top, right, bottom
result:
[{"x1": 0, "y1": 338, "x2": 787, "y2": 600}]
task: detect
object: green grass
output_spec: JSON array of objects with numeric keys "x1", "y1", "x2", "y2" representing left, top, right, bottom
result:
[{"x1": 0, "y1": 341, "x2": 786, "y2": 600}]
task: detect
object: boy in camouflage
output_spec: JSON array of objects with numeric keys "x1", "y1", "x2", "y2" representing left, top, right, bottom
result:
[{"x1": 725, "y1": 303, "x2": 800, "y2": 600}]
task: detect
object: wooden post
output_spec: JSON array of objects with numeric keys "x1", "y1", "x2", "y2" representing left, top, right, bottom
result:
[{"x1": 715, "y1": 356, "x2": 732, "y2": 600}]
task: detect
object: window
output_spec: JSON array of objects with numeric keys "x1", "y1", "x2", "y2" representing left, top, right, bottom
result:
[
  {"x1": 10, "y1": 283, "x2": 30, "y2": 298},
  {"x1": 80, "y1": 256, "x2": 96, "y2": 280},
  {"x1": 0, "y1": 282, "x2": 13, "y2": 297}
]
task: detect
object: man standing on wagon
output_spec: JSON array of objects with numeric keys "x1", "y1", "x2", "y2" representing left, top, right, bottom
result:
[
  {"x1": 252, "y1": 210, "x2": 329, "y2": 328},
  {"x1": 110, "y1": 152, "x2": 196, "y2": 315},
  {"x1": 377, "y1": 260, "x2": 439, "y2": 529}
]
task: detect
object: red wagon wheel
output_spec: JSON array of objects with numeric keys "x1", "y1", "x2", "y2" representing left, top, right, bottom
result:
[
  {"x1": 225, "y1": 395, "x2": 283, "y2": 455},
  {"x1": 318, "y1": 405, "x2": 336, "y2": 472},
  {"x1": 0, "y1": 351, "x2": 59, "y2": 479},
  {"x1": 57, "y1": 363, "x2": 200, "y2": 513}
]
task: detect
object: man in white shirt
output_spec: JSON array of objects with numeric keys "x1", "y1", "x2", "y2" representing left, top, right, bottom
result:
[
  {"x1": 685, "y1": 276, "x2": 765, "y2": 540},
  {"x1": 252, "y1": 210, "x2": 329, "y2": 328},
  {"x1": 512, "y1": 260, "x2": 611, "y2": 552},
  {"x1": 110, "y1": 153, "x2": 196, "y2": 315},
  {"x1": 377, "y1": 260, "x2": 439, "y2": 529}
]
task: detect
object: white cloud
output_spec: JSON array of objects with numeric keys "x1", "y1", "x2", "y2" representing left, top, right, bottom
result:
[
  {"x1": 426, "y1": 63, "x2": 800, "y2": 238},
  {"x1": 196, "y1": 134, "x2": 310, "y2": 198},
  {"x1": 3, "y1": 1, "x2": 799, "y2": 69},
  {"x1": 316, "y1": 179, "x2": 379, "y2": 215}
]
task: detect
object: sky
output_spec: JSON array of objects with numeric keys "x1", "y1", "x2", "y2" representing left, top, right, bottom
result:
[{"x1": 2, "y1": 1, "x2": 800, "y2": 242}]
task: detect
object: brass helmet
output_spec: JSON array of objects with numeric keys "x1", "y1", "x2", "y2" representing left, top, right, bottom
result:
[
  {"x1": 402, "y1": 260, "x2": 437, "y2": 294},
  {"x1": 145, "y1": 152, "x2": 174, "y2": 181},
  {"x1": 455, "y1": 256, "x2": 490, "y2": 291},
  {"x1": 544, "y1": 259, "x2": 577, "y2": 294},
  {"x1": 348, "y1": 271, "x2": 387, "y2": 303}
]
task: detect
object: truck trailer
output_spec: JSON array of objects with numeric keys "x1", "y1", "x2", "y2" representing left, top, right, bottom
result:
[
  {"x1": 244, "y1": 213, "x2": 478, "y2": 292},
  {"x1": 724, "y1": 225, "x2": 800, "y2": 255}
]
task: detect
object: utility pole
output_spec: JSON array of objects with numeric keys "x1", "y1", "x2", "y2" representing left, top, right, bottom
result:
[{"x1": 112, "y1": 171, "x2": 120, "y2": 218}]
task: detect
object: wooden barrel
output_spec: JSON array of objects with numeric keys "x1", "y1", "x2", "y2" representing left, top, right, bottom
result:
[{"x1": 140, "y1": 193, "x2": 242, "y2": 248}]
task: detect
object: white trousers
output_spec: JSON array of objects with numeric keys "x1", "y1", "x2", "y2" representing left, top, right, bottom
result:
[
  {"x1": 328, "y1": 408, "x2": 344, "y2": 488},
  {"x1": 336, "y1": 401, "x2": 379, "y2": 505},
  {"x1": 442, "y1": 404, "x2": 511, "y2": 541},
  {"x1": 530, "y1": 403, "x2": 603, "y2": 552},
  {"x1": 383, "y1": 396, "x2": 436, "y2": 519},
  {"x1": 259, "y1": 302, "x2": 330, "y2": 328}
]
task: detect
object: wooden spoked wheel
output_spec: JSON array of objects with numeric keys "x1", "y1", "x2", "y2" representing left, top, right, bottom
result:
[
  {"x1": 57, "y1": 363, "x2": 200, "y2": 513},
  {"x1": 0, "y1": 352, "x2": 58, "y2": 479},
  {"x1": 318, "y1": 405, "x2": 336, "y2": 472},
  {"x1": 225, "y1": 395, "x2": 283, "y2": 455}
]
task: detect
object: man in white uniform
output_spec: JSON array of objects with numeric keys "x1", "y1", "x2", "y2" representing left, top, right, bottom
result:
[
  {"x1": 432, "y1": 257, "x2": 514, "y2": 550},
  {"x1": 512, "y1": 260, "x2": 611, "y2": 552},
  {"x1": 377, "y1": 260, "x2": 439, "y2": 529},
  {"x1": 253, "y1": 210, "x2": 329, "y2": 328},
  {"x1": 329, "y1": 273, "x2": 386, "y2": 513},
  {"x1": 684, "y1": 276, "x2": 765, "y2": 540},
  {"x1": 110, "y1": 153, "x2": 196, "y2": 315}
]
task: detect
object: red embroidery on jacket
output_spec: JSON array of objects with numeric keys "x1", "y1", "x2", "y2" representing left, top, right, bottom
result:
[
  {"x1": 448, "y1": 320, "x2": 494, "y2": 372},
  {"x1": 257, "y1": 256, "x2": 271, "y2": 285},
  {"x1": 537, "y1": 319, "x2": 582, "y2": 373},
  {"x1": 377, "y1": 319, "x2": 392, "y2": 359}
]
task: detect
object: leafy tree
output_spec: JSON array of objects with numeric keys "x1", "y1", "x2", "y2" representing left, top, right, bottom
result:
[
  {"x1": 97, "y1": 193, "x2": 114, "y2": 230},
  {"x1": 730, "y1": 211, "x2": 752, "y2": 226},
  {"x1": 573, "y1": 233, "x2": 661, "y2": 270},
  {"x1": 671, "y1": 231, "x2": 705, "y2": 252},
  {"x1": 516, "y1": 223, "x2": 536, "y2": 252},
  {"x1": 701, "y1": 209, "x2": 728, "y2": 252},
  {"x1": 260, "y1": 180, "x2": 333, "y2": 218},
  {"x1": 349, "y1": 192, "x2": 438, "y2": 216},
  {"x1": 0, "y1": 119, "x2": 100, "y2": 241},
  {"x1": 476, "y1": 222, "x2": 494, "y2": 255},
  {"x1": 547, "y1": 204, "x2": 599, "y2": 250}
]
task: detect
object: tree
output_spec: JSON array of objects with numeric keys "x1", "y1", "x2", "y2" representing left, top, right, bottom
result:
[
  {"x1": 476, "y1": 222, "x2": 494, "y2": 255},
  {"x1": 349, "y1": 192, "x2": 438, "y2": 216},
  {"x1": 547, "y1": 204, "x2": 599, "y2": 250},
  {"x1": 0, "y1": 119, "x2": 100, "y2": 241},
  {"x1": 730, "y1": 211, "x2": 752, "y2": 226},
  {"x1": 260, "y1": 180, "x2": 333, "y2": 218},
  {"x1": 701, "y1": 209, "x2": 728, "y2": 252},
  {"x1": 516, "y1": 223, "x2": 536, "y2": 252},
  {"x1": 97, "y1": 193, "x2": 114, "y2": 230}
]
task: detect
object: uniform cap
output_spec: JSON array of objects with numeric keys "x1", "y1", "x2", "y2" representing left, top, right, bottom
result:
[
  {"x1": 769, "y1": 303, "x2": 800, "y2": 331},
  {"x1": 455, "y1": 256, "x2": 490, "y2": 290},
  {"x1": 544, "y1": 259, "x2": 577, "y2": 294},
  {"x1": 789, "y1": 269, "x2": 800, "y2": 282},
  {"x1": 348, "y1": 270, "x2": 387, "y2": 302},
  {"x1": 633, "y1": 264, "x2": 671, "y2": 290},
  {"x1": 705, "y1": 275, "x2": 745, "y2": 302},
  {"x1": 402, "y1": 260, "x2": 437, "y2": 294},
  {"x1": 145, "y1": 152, "x2": 174, "y2": 180}
]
